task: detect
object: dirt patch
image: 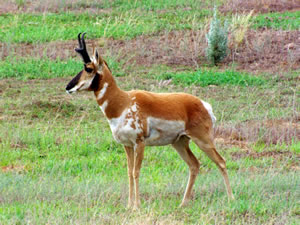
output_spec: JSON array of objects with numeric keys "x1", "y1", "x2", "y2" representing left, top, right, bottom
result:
[
  {"x1": 106, "y1": 30, "x2": 208, "y2": 68},
  {"x1": 1, "y1": 29, "x2": 299, "y2": 74},
  {"x1": 0, "y1": 30, "x2": 206, "y2": 68},
  {"x1": 110, "y1": 29, "x2": 300, "y2": 73},
  {"x1": 23, "y1": 99, "x2": 83, "y2": 117},
  {"x1": 0, "y1": 0, "x2": 112, "y2": 14},
  {"x1": 0, "y1": 40, "x2": 79, "y2": 60},
  {"x1": 0, "y1": 1, "x2": 18, "y2": 14},
  {"x1": 225, "y1": 29, "x2": 300, "y2": 73},
  {"x1": 1, "y1": 165, "x2": 26, "y2": 173},
  {"x1": 220, "y1": 0, "x2": 300, "y2": 14},
  {"x1": 2, "y1": 0, "x2": 299, "y2": 14},
  {"x1": 231, "y1": 150, "x2": 294, "y2": 160},
  {"x1": 216, "y1": 117, "x2": 299, "y2": 146},
  {"x1": 10, "y1": 140, "x2": 27, "y2": 149}
]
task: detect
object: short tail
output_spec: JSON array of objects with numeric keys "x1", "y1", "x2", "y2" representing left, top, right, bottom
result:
[{"x1": 201, "y1": 100, "x2": 216, "y2": 127}]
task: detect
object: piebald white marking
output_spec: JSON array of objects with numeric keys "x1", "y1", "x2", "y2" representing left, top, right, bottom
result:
[
  {"x1": 107, "y1": 105, "x2": 143, "y2": 146},
  {"x1": 97, "y1": 82, "x2": 108, "y2": 100},
  {"x1": 201, "y1": 100, "x2": 216, "y2": 127},
  {"x1": 131, "y1": 102, "x2": 137, "y2": 112}
]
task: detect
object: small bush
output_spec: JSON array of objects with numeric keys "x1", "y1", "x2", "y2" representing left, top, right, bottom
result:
[{"x1": 206, "y1": 7, "x2": 228, "y2": 65}]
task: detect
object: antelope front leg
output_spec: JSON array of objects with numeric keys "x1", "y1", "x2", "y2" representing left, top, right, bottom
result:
[
  {"x1": 133, "y1": 142, "x2": 145, "y2": 209},
  {"x1": 124, "y1": 146, "x2": 134, "y2": 208}
]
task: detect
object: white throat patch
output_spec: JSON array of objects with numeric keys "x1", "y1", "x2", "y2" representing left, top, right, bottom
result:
[
  {"x1": 97, "y1": 82, "x2": 109, "y2": 100},
  {"x1": 99, "y1": 100, "x2": 108, "y2": 115},
  {"x1": 68, "y1": 78, "x2": 93, "y2": 93}
]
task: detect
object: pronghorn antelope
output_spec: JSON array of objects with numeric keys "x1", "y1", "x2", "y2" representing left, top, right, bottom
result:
[{"x1": 66, "y1": 33, "x2": 234, "y2": 208}]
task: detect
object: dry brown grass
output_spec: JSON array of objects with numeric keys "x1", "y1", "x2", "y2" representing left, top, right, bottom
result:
[
  {"x1": 0, "y1": 0, "x2": 112, "y2": 14},
  {"x1": 216, "y1": 117, "x2": 300, "y2": 146},
  {"x1": 220, "y1": 0, "x2": 300, "y2": 14},
  {"x1": 1, "y1": 29, "x2": 299, "y2": 74},
  {"x1": 225, "y1": 29, "x2": 300, "y2": 73}
]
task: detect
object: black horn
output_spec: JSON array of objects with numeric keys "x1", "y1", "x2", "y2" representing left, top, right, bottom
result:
[{"x1": 75, "y1": 32, "x2": 91, "y2": 64}]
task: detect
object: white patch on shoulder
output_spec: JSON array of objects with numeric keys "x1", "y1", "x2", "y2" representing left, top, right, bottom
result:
[
  {"x1": 97, "y1": 82, "x2": 108, "y2": 100},
  {"x1": 131, "y1": 102, "x2": 137, "y2": 112},
  {"x1": 201, "y1": 100, "x2": 216, "y2": 127},
  {"x1": 99, "y1": 100, "x2": 108, "y2": 115},
  {"x1": 106, "y1": 103, "x2": 143, "y2": 146},
  {"x1": 145, "y1": 117, "x2": 186, "y2": 146}
]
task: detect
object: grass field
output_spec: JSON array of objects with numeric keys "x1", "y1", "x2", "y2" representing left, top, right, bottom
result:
[{"x1": 0, "y1": 0, "x2": 299, "y2": 224}]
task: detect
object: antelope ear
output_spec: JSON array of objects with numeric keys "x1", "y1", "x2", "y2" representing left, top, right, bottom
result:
[{"x1": 94, "y1": 49, "x2": 104, "y2": 65}]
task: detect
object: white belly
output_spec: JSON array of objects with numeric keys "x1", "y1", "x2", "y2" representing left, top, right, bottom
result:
[{"x1": 145, "y1": 117, "x2": 186, "y2": 146}]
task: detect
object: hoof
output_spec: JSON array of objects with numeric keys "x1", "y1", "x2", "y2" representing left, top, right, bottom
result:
[
  {"x1": 179, "y1": 201, "x2": 189, "y2": 208},
  {"x1": 133, "y1": 204, "x2": 140, "y2": 211},
  {"x1": 127, "y1": 200, "x2": 134, "y2": 209}
]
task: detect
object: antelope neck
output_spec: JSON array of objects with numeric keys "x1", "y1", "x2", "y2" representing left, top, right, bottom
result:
[{"x1": 94, "y1": 70, "x2": 130, "y2": 120}]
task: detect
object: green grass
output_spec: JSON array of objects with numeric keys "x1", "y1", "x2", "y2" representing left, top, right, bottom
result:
[
  {"x1": 252, "y1": 11, "x2": 300, "y2": 30},
  {"x1": 158, "y1": 69, "x2": 266, "y2": 86},
  {"x1": 0, "y1": 71, "x2": 298, "y2": 224},
  {"x1": 0, "y1": 95, "x2": 299, "y2": 223},
  {"x1": 13, "y1": 0, "x2": 219, "y2": 12},
  {"x1": 0, "y1": 57, "x2": 266, "y2": 87},
  {"x1": 0, "y1": 56, "x2": 126, "y2": 79},
  {"x1": 0, "y1": 1, "x2": 299, "y2": 224},
  {"x1": 0, "y1": 57, "x2": 82, "y2": 79},
  {"x1": 109, "y1": 0, "x2": 210, "y2": 11},
  {"x1": 0, "y1": 170, "x2": 298, "y2": 224},
  {"x1": 0, "y1": 10, "x2": 209, "y2": 43}
]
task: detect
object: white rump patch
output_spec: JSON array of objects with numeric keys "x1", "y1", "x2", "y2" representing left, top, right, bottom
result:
[
  {"x1": 97, "y1": 82, "x2": 109, "y2": 100},
  {"x1": 201, "y1": 100, "x2": 216, "y2": 127}
]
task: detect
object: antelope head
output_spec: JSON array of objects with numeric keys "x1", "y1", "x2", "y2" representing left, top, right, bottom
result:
[{"x1": 66, "y1": 32, "x2": 104, "y2": 94}]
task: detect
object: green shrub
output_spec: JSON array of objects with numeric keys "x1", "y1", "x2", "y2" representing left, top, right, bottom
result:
[{"x1": 206, "y1": 7, "x2": 228, "y2": 65}]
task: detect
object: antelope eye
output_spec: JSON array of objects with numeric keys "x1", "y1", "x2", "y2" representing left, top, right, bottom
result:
[{"x1": 85, "y1": 67, "x2": 93, "y2": 73}]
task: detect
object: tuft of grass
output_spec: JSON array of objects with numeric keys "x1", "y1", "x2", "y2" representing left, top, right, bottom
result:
[
  {"x1": 230, "y1": 10, "x2": 254, "y2": 47},
  {"x1": 158, "y1": 69, "x2": 266, "y2": 86},
  {"x1": 15, "y1": 0, "x2": 26, "y2": 9},
  {"x1": 252, "y1": 11, "x2": 300, "y2": 30}
]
